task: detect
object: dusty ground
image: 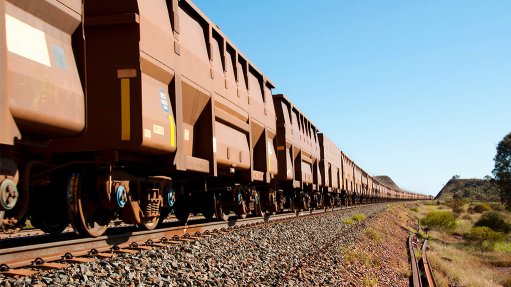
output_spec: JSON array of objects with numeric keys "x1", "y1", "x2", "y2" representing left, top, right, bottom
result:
[{"x1": 333, "y1": 203, "x2": 415, "y2": 287}]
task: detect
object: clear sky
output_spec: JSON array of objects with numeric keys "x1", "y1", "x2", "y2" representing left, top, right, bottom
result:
[{"x1": 192, "y1": 0, "x2": 511, "y2": 196}]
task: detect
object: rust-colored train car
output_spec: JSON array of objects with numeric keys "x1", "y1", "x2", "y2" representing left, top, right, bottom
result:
[
  {"x1": 341, "y1": 152, "x2": 355, "y2": 206},
  {"x1": 372, "y1": 178, "x2": 381, "y2": 202},
  {"x1": 318, "y1": 133, "x2": 342, "y2": 208},
  {"x1": 353, "y1": 163, "x2": 363, "y2": 204},
  {"x1": 273, "y1": 94, "x2": 322, "y2": 212},
  {"x1": 367, "y1": 175, "x2": 373, "y2": 203},
  {"x1": 361, "y1": 171, "x2": 369, "y2": 203}
]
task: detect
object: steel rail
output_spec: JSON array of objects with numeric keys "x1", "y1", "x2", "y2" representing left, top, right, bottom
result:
[
  {"x1": 408, "y1": 234, "x2": 422, "y2": 287},
  {"x1": 0, "y1": 205, "x2": 364, "y2": 271},
  {"x1": 421, "y1": 240, "x2": 437, "y2": 287}
]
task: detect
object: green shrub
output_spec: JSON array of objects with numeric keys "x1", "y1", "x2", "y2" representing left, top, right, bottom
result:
[
  {"x1": 343, "y1": 218, "x2": 355, "y2": 225},
  {"x1": 464, "y1": 226, "x2": 505, "y2": 251},
  {"x1": 353, "y1": 213, "x2": 367, "y2": 222},
  {"x1": 410, "y1": 207, "x2": 418, "y2": 212},
  {"x1": 472, "y1": 203, "x2": 490, "y2": 213},
  {"x1": 475, "y1": 211, "x2": 511, "y2": 233},
  {"x1": 420, "y1": 211, "x2": 457, "y2": 231},
  {"x1": 494, "y1": 241, "x2": 511, "y2": 252},
  {"x1": 464, "y1": 226, "x2": 505, "y2": 242}
]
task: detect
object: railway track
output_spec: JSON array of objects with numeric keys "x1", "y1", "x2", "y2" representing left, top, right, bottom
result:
[
  {"x1": 409, "y1": 233, "x2": 437, "y2": 287},
  {"x1": 0, "y1": 205, "x2": 363, "y2": 277}
]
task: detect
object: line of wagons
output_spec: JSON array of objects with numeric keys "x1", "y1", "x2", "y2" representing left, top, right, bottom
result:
[{"x1": 0, "y1": 0, "x2": 430, "y2": 238}]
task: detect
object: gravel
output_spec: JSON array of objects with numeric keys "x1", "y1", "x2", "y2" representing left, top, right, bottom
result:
[{"x1": 0, "y1": 204, "x2": 395, "y2": 287}]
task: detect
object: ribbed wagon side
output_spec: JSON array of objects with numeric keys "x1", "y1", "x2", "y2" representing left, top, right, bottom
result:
[
  {"x1": 273, "y1": 94, "x2": 322, "y2": 213},
  {"x1": 318, "y1": 133, "x2": 342, "y2": 208},
  {"x1": 341, "y1": 152, "x2": 355, "y2": 206}
]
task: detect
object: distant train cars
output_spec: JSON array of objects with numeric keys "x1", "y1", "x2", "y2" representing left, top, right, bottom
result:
[{"x1": 0, "y1": 0, "x2": 431, "y2": 237}]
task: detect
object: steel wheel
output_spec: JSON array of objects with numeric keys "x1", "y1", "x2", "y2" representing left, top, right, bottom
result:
[
  {"x1": 202, "y1": 208, "x2": 215, "y2": 221},
  {"x1": 67, "y1": 171, "x2": 110, "y2": 237},
  {"x1": 215, "y1": 197, "x2": 229, "y2": 221},
  {"x1": 290, "y1": 196, "x2": 299, "y2": 216},
  {"x1": 235, "y1": 192, "x2": 247, "y2": 219},
  {"x1": 32, "y1": 217, "x2": 68, "y2": 235},
  {"x1": 157, "y1": 209, "x2": 170, "y2": 227},
  {"x1": 251, "y1": 191, "x2": 263, "y2": 217},
  {"x1": 174, "y1": 203, "x2": 190, "y2": 224},
  {"x1": 29, "y1": 180, "x2": 69, "y2": 235},
  {"x1": 202, "y1": 193, "x2": 215, "y2": 220},
  {"x1": 268, "y1": 191, "x2": 278, "y2": 215}
]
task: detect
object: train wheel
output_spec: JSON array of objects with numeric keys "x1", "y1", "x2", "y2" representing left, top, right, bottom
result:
[
  {"x1": 237, "y1": 205, "x2": 247, "y2": 219},
  {"x1": 251, "y1": 191, "x2": 263, "y2": 217},
  {"x1": 29, "y1": 180, "x2": 69, "y2": 235},
  {"x1": 268, "y1": 190, "x2": 278, "y2": 215},
  {"x1": 67, "y1": 170, "x2": 110, "y2": 237},
  {"x1": 33, "y1": 217, "x2": 68, "y2": 235},
  {"x1": 290, "y1": 196, "x2": 299, "y2": 216},
  {"x1": 157, "y1": 209, "x2": 170, "y2": 227},
  {"x1": 215, "y1": 195, "x2": 229, "y2": 221},
  {"x1": 174, "y1": 204, "x2": 189, "y2": 224},
  {"x1": 235, "y1": 191, "x2": 247, "y2": 219},
  {"x1": 202, "y1": 205, "x2": 215, "y2": 220},
  {"x1": 202, "y1": 193, "x2": 215, "y2": 220}
]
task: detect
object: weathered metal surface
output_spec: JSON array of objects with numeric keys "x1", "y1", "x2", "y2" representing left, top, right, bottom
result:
[
  {"x1": 422, "y1": 240, "x2": 438, "y2": 287},
  {"x1": 318, "y1": 133, "x2": 342, "y2": 192},
  {"x1": 408, "y1": 234, "x2": 422, "y2": 287},
  {"x1": 4, "y1": 0, "x2": 84, "y2": 140},
  {"x1": 341, "y1": 152, "x2": 355, "y2": 194},
  {"x1": 273, "y1": 94, "x2": 321, "y2": 189}
]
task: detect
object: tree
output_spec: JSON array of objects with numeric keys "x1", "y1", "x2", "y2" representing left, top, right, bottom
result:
[{"x1": 493, "y1": 132, "x2": 511, "y2": 210}]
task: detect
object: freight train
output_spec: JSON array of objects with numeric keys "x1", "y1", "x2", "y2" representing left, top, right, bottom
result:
[{"x1": 0, "y1": 0, "x2": 431, "y2": 237}]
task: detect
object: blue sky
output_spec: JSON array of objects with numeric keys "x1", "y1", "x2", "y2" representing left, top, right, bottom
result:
[{"x1": 193, "y1": 0, "x2": 511, "y2": 196}]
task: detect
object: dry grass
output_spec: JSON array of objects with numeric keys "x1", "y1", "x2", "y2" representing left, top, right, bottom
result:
[
  {"x1": 365, "y1": 227, "x2": 382, "y2": 242},
  {"x1": 414, "y1": 201, "x2": 511, "y2": 287},
  {"x1": 454, "y1": 217, "x2": 474, "y2": 235},
  {"x1": 363, "y1": 274, "x2": 378, "y2": 287},
  {"x1": 428, "y1": 241, "x2": 503, "y2": 287}
]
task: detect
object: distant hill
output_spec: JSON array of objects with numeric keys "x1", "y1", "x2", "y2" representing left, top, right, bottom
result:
[
  {"x1": 436, "y1": 177, "x2": 500, "y2": 202},
  {"x1": 374, "y1": 175, "x2": 402, "y2": 191}
]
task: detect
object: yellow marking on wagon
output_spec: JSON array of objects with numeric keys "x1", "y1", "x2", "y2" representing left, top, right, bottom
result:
[
  {"x1": 169, "y1": 114, "x2": 175, "y2": 148},
  {"x1": 120, "y1": 78, "x2": 131, "y2": 141}
]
